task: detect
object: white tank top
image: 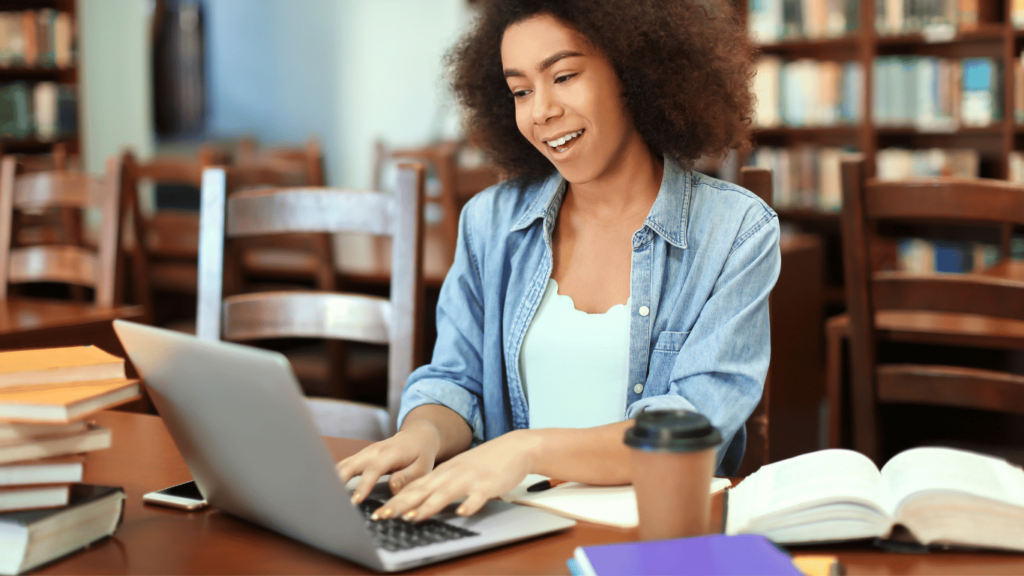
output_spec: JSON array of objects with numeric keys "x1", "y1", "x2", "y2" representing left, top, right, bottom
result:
[{"x1": 519, "y1": 279, "x2": 630, "y2": 429}]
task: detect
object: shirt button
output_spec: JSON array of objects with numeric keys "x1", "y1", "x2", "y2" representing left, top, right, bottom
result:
[
  {"x1": 638, "y1": 306, "x2": 650, "y2": 317},
  {"x1": 634, "y1": 383, "x2": 644, "y2": 394}
]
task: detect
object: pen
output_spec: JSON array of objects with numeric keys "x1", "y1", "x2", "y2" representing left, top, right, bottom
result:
[{"x1": 526, "y1": 478, "x2": 568, "y2": 493}]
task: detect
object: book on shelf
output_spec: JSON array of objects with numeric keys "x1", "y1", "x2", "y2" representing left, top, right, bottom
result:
[
  {"x1": 748, "y1": 146, "x2": 849, "y2": 212},
  {"x1": 0, "y1": 83, "x2": 30, "y2": 139},
  {"x1": 0, "y1": 484, "x2": 124, "y2": 576},
  {"x1": 1009, "y1": 151, "x2": 1024, "y2": 182},
  {"x1": 896, "y1": 238, "x2": 998, "y2": 274},
  {"x1": 0, "y1": 379, "x2": 140, "y2": 424},
  {"x1": 0, "y1": 424, "x2": 110, "y2": 465},
  {"x1": 874, "y1": 0, "x2": 977, "y2": 36},
  {"x1": 872, "y1": 56, "x2": 999, "y2": 129},
  {"x1": 0, "y1": 456, "x2": 83, "y2": 487},
  {"x1": 876, "y1": 147, "x2": 979, "y2": 180},
  {"x1": 0, "y1": 346, "x2": 124, "y2": 389},
  {"x1": 754, "y1": 57, "x2": 863, "y2": 128},
  {"x1": 726, "y1": 446, "x2": 1024, "y2": 551},
  {"x1": 0, "y1": 80, "x2": 76, "y2": 141},
  {"x1": 748, "y1": 0, "x2": 857, "y2": 43},
  {"x1": 0, "y1": 9, "x2": 73, "y2": 69}
]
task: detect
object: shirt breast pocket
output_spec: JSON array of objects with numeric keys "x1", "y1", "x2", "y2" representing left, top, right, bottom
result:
[{"x1": 646, "y1": 331, "x2": 690, "y2": 395}]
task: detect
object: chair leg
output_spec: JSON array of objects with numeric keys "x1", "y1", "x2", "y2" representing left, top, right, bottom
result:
[
  {"x1": 825, "y1": 329, "x2": 843, "y2": 448},
  {"x1": 850, "y1": 363, "x2": 881, "y2": 463}
]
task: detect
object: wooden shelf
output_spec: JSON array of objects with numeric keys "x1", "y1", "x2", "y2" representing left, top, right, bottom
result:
[
  {"x1": 876, "y1": 125, "x2": 1005, "y2": 136},
  {"x1": 877, "y1": 24, "x2": 1005, "y2": 46},
  {"x1": 758, "y1": 35, "x2": 860, "y2": 59},
  {"x1": 756, "y1": 126, "x2": 860, "y2": 138},
  {"x1": 1, "y1": 135, "x2": 77, "y2": 151},
  {"x1": 776, "y1": 208, "x2": 842, "y2": 223}
]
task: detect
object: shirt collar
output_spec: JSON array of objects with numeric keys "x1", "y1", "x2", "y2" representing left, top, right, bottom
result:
[{"x1": 509, "y1": 158, "x2": 691, "y2": 249}]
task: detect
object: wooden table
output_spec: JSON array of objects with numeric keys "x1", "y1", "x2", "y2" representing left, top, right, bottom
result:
[
  {"x1": 0, "y1": 299, "x2": 145, "y2": 352},
  {"x1": 38, "y1": 411, "x2": 1024, "y2": 575}
]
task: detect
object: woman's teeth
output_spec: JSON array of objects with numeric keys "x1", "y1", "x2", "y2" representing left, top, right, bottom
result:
[{"x1": 548, "y1": 130, "x2": 583, "y2": 150}]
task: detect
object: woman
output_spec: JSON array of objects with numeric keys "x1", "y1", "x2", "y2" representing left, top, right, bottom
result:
[{"x1": 338, "y1": 0, "x2": 779, "y2": 522}]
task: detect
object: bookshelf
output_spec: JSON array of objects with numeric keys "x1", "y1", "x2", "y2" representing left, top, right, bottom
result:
[
  {"x1": 0, "y1": 0, "x2": 78, "y2": 158},
  {"x1": 741, "y1": 0, "x2": 1024, "y2": 303}
]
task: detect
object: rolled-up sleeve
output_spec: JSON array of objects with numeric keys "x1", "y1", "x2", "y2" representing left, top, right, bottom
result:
[
  {"x1": 626, "y1": 213, "x2": 780, "y2": 473},
  {"x1": 397, "y1": 199, "x2": 487, "y2": 444}
]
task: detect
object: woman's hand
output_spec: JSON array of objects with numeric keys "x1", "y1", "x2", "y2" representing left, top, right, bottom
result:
[
  {"x1": 336, "y1": 419, "x2": 443, "y2": 505},
  {"x1": 369, "y1": 429, "x2": 539, "y2": 522}
]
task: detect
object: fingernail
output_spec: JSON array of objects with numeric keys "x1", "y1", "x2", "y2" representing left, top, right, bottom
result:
[
  {"x1": 381, "y1": 508, "x2": 394, "y2": 519},
  {"x1": 350, "y1": 494, "x2": 360, "y2": 505},
  {"x1": 402, "y1": 510, "x2": 417, "y2": 521},
  {"x1": 456, "y1": 506, "x2": 467, "y2": 515},
  {"x1": 370, "y1": 512, "x2": 379, "y2": 521},
  {"x1": 391, "y1": 479, "x2": 403, "y2": 491}
]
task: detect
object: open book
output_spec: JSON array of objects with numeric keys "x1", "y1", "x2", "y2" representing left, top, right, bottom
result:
[{"x1": 726, "y1": 447, "x2": 1024, "y2": 551}]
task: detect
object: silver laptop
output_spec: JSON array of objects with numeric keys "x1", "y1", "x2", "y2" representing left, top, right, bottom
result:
[{"x1": 113, "y1": 320, "x2": 575, "y2": 572}]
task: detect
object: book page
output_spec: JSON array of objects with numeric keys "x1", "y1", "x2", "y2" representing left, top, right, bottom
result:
[
  {"x1": 748, "y1": 449, "x2": 888, "y2": 520},
  {"x1": 881, "y1": 447, "x2": 1024, "y2": 512}
]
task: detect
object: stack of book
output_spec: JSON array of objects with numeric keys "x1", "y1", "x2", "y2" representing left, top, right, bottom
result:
[
  {"x1": 873, "y1": 56, "x2": 1001, "y2": 129},
  {"x1": 0, "y1": 9, "x2": 73, "y2": 69},
  {"x1": 0, "y1": 345, "x2": 135, "y2": 575},
  {"x1": 754, "y1": 57, "x2": 863, "y2": 128},
  {"x1": 0, "y1": 82, "x2": 76, "y2": 141}
]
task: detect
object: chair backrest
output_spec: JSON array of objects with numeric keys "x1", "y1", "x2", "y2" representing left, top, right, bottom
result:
[
  {"x1": 196, "y1": 163, "x2": 426, "y2": 424},
  {"x1": 0, "y1": 155, "x2": 123, "y2": 307},
  {"x1": 842, "y1": 156, "x2": 1024, "y2": 323},
  {"x1": 237, "y1": 136, "x2": 326, "y2": 187},
  {"x1": 840, "y1": 156, "x2": 1024, "y2": 459},
  {"x1": 735, "y1": 166, "x2": 773, "y2": 476},
  {"x1": 374, "y1": 140, "x2": 498, "y2": 253}
]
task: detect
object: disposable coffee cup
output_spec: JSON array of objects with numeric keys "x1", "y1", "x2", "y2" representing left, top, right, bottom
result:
[{"x1": 625, "y1": 409, "x2": 721, "y2": 541}]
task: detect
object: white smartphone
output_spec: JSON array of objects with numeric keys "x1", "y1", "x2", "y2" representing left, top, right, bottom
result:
[{"x1": 143, "y1": 480, "x2": 208, "y2": 511}]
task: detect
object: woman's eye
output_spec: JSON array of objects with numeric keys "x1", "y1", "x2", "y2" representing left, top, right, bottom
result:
[
  {"x1": 512, "y1": 89, "x2": 531, "y2": 99},
  {"x1": 554, "y1": 73, "x2": 577, "y2": 84}
]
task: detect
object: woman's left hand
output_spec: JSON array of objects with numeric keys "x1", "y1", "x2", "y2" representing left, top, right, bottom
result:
[{"x1": 369, "y1": 429, "x2": 538, "y2": 522}]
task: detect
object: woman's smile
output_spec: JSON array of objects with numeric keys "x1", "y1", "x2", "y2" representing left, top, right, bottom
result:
[{"x1": 544, "y1": 129, "x2": 585, "y2": 155}]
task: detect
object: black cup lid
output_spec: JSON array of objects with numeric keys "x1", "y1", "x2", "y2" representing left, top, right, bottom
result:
[{"x1": 624, "y1": 409, "x2": 721, "y2": 451}]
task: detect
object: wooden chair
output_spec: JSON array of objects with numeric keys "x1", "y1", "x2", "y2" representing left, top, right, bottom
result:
[
  {"x1": 232, "y1": 137, "x2": 336, "y2": 289},
  {"x1": 0, "y1": 155, "x2": 124, "y2": 307},
  {"x1": 370, "y1": 140, "x2": 499, "y2": 286},
  {"x1": 237, "y1": 136, "x2": 326, "y2": 187},
  {"x1": 837, "y1": 156, "x2": 1024, "y2": 462},
  {"x1": 736, "y1": 166, "x2": 773, "y2": 476},
  {"x1": 121, "y1": 149, "x2": 222, "y2": 322},
  {"x1": 196, "y1": 163, "x2": 426, "y2": 436}
]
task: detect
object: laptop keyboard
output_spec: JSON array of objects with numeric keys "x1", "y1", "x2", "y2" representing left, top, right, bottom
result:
[{"x1": 359, "y1": 498, "x2": 479, "y2": 552}]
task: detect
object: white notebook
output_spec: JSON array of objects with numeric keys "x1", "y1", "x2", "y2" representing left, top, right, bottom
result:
[{"x1": 500, "y1": 474, "x2": 732, "y2": 529}]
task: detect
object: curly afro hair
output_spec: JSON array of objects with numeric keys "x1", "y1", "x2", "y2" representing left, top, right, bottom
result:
[{"x1": 448, "y1": 0, "x2": 757, "y2": 187}]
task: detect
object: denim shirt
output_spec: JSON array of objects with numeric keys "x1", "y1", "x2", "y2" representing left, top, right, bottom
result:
[{"x1": 397, "y1": 159, "x2": 780, "y2": 476}]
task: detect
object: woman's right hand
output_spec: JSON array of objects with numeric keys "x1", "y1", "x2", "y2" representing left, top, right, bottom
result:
[{"x1": 336, "y1": 419, "x2": 443, "y2": 505}]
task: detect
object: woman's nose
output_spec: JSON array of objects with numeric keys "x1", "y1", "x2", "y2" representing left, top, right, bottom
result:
[{"x1": 532, "y1": 87, "x2": 562, "y2": 125}]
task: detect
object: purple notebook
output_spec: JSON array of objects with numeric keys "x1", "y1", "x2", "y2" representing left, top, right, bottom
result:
[{"x1": 573, "y1": 534, "x2": 802, "y2": 576}]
